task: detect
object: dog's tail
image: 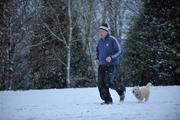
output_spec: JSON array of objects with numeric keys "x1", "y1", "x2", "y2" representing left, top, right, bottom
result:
[{"x1": 146, "y1": 82, "x2": 152, "y2": 88}]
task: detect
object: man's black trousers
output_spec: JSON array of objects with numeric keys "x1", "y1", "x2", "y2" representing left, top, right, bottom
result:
[{"x1": 97, "y1": 65, "x2": 125, "y2": 102}]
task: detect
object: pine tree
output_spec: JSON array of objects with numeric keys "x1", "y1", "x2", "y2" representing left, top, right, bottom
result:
[{"x1": 122, "y1": 0, "x2": 180, "y2": 86}]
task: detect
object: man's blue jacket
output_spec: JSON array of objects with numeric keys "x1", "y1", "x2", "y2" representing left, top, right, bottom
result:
[{"x1": 96, "y1": 34, "x2": 122, "y2": 65}]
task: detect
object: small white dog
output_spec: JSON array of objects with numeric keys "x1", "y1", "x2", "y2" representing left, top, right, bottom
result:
[{"x1": 132, "y1": 82, "x2": 152, "y2": 102}]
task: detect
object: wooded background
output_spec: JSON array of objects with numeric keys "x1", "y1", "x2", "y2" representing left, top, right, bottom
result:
[{"x1": 0, "y1": 0, "x2": 179, "y2": 90}]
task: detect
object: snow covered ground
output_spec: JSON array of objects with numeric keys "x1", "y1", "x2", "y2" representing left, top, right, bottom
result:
[{"x1": 0, "y1": 86, "x2": 180, "y2": 120}]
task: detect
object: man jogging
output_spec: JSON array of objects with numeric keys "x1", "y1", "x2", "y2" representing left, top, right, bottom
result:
[{"x1": 95, "y1": 23, "x2": 126, "y2": 104}]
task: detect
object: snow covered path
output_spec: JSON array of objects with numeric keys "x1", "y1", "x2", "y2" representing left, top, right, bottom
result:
[{"x1": 0, "y1": 86, "x2": 180, "y2": 120}]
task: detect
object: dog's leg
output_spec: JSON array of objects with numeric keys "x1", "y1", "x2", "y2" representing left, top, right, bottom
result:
[{"x1": 145, "y1": 96, "x2": 149, "y2": 102}]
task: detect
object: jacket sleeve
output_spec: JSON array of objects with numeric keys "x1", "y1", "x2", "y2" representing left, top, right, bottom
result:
[{"x1": 111, "y1": 37, "x2": 122, "y2": 59}]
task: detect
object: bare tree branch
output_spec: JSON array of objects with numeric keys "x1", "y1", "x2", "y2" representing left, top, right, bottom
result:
[
  {"x1": 25, "y1": 35, "x2": 52, "y2": 49},
  {"x1": 39, "y1": 17, "x2": 67, "y2": 46},
  {"x1": 52, "y1": 44, "x2": 67, "y2": 66}
]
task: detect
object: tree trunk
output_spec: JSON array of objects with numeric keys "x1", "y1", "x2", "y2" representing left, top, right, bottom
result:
[
  {"x1": 66, "y1": 46, "x2": 71, "y2": 87},
  {"x1": 66, "y1": 0, "x2": 72, "y2": 87},
  {"x1": 9, "y1": 18, "x2": 13, "y2": 90}
]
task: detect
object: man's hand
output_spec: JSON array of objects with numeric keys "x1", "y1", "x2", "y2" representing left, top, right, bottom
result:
[{"x1": 106, "y1": 56, "x2": 112, "y2": 62}]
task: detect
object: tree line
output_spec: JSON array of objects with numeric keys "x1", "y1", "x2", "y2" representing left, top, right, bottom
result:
[{"x1": 0, "y1": 0, "x2": 179, "y2": 90}]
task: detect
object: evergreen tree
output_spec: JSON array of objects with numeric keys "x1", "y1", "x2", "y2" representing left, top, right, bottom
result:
[{"x1": 122, "y1": 0, "x2": 180, "y2": 86}]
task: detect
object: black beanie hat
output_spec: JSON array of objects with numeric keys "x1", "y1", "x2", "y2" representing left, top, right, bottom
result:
[{"x1": 99, "y1": 23, "x2": 109, "y2": 32}]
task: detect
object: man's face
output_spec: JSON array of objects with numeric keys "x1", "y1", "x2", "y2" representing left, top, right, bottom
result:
[{"x1": 99, "y1": 29, "x2": 108, "y2": 39}]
